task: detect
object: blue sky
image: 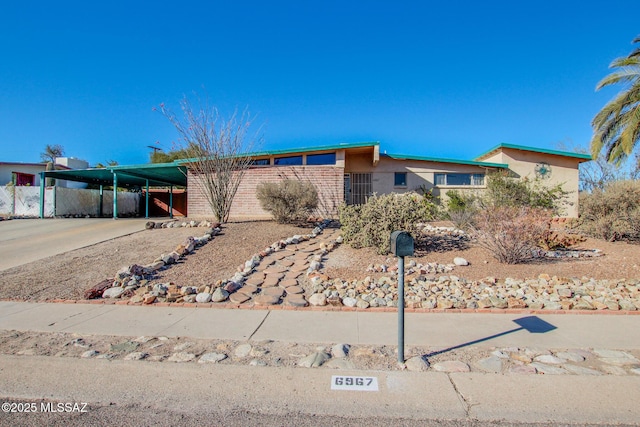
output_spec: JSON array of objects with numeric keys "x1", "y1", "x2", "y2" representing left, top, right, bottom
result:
[{"x1": 1, "y1": 1, "x2": 639, "y2": 166}]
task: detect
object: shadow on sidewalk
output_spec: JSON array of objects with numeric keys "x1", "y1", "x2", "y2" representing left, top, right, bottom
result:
[{"x1": 425, "y1": 316, "x2": 557, "y2": 358}]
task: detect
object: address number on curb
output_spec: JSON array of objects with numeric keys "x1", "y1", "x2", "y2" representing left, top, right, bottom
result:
[{"x1": 331, "y1": 375, "x2": 379, "y2": 391}]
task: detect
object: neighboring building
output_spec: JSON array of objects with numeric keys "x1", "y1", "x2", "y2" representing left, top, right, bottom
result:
[
  {"x1": 184, "y1": 141, "x2": 591, "y2": 219},
  {"x1": 0, "y1": 157, "x2": 89, "y2": 188}
]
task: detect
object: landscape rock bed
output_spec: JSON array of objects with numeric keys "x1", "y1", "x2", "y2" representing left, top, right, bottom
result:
[
  {"x1": 85, "y1": 221, "x2": 640, "y2": 313},
  {"x1": 2, "y1": 330, "x2": 639, "y2": 376}
]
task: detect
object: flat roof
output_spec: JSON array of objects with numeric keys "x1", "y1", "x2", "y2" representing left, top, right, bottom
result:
[
  {"x1": 175, "y1": 141, "x2": 380, "y2": 164},
  {"x1": 475, "y1": 143, "x2": 593, "y2": 162},
  {"x1": 383, "y1": 153, "x2": 508, "y2": 168},
  {"x1": 42, "y1": 162, "x2": 187, "y2": 187}
]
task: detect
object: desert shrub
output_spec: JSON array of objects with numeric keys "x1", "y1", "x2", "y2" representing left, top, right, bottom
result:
[
  {"x1": 482, "y1": 171, "x2": 569, "y2": 215},
  {"x1": 469, "y1": 206, "x2": 551, "y2": 264},
  {"x1": 578, "y1": 180, "x2": 640, "y2": 241},
  {"x1": 445, "y1": 190, "x2": 478, "y2": 230},
  {"x1": 256, "y1": 179, "x2": 318, "y2": 223},
  {"x1": 339, "y1": 192, "x2": 438, "y2": 254}
]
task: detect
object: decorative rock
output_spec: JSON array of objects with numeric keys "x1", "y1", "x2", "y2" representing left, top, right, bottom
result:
[
  {"x1": 143, "y1": 295, "x2": 156, "y2": 305},
  {"x1": 211, "y1": 288, "x2": 229, "y2": 303},
  {"x1": 167, "y1": 352, "x2": 196, "y2": 363},
  {"x1": 593, "y1": 349, "x2": 640, "y2": 365},
  {"x1": 85, "y1": 279, "x2": 113, "y2": 299},
  {"x1": 234, "y1": 344, "x2": 252, "y2": 358},
  {"x1": 342, "y1": 297, "x2": 357, "y2": 307},
  {"x1": 509, "y1": 365, "x2": 537, "y2": 374},
  {"x1": 102, "y1": 287, "x2": 125, "y2": 299},
  {"x1": 308, "y1": 294, "x2": 327, "y2": 306},
  {"x1": 405, "y1": 356, "x2": 430, "y2": 371},
  {"x1": 529, "y1": 362, "x2": 568, "y2": 375},
  {"x1": 602, "y1": 365, "x2": 628, "y2": 375},
  {"x1": 356, "y1": 299, "x2": 370, "y2": 309},
  {"x1": 534, "y1": 355, "x2": 566, "y2": 365},
  {"x1": 298, "y1": 352, "x2": 330, "y2": 368},
  {"x1": 453, "y1": 257, "x2": 469, "y2": 266},
  {"x1": 249, "y1": 359, "x2": 268, "y2": 367},
  {"x1": 555, "y1": 351, "x2": 585, "y2": 362},
  {"x1": 432, "y1": 361, "x2": 470, "y2": 373},
  {"x1": 124, "y1": 352, "x2": 148, "y2": 361},
  {"x1": 563, "y1": 365, "x2": 603, "y2": 375},
  {"x1": 81, "y1": 350, "x2": 99, "y2": 358},
  {"x1": 195, "y1": 292, "x2": 212, "y2": 303},
  {"x1": 332, "y1": 344, "x2": 350, "y2": 358},
  {"x1": 199, "y1": 352, "x2": 227, "y2": 363},
  {"x1": 285, "y1": 286, "x2": 304, "y2": 294},
  {"x1": 476, "y1": 356, "x2": 503, "y2": 373}
]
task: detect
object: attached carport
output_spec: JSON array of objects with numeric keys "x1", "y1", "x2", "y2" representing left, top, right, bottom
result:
[{"x1": 40, "y1": 163, "x2": 187, "y2": 219}]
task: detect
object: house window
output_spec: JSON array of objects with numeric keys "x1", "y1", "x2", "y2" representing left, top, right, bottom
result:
[
  {"x1": 250, "y1": 158, "x2": 270, "y2": 166},
  {"x1": 434, "y1": 173, "x2": 484, "y2": 186},
  {"x1": 13, "y1": 172, "x2": 35, "y2": 186},
  {"x1": 394, "y1": 172, "x2": 407, "y2": 187},
  {"x1": 274, "y1": 155, "x2": 303, "y2": 165},
  {"x1": 306, "y1": 153, "x2": 336, "y2": 165}
]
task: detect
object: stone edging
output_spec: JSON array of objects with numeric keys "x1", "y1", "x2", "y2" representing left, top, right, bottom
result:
[{"x1": 3, "y1": 298, "x2": 640, "y2": 315}]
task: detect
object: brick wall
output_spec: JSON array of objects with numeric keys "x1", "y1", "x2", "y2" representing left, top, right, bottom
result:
[{"x1": 187, "y1": 166, "x2": 344, "y2": 219}]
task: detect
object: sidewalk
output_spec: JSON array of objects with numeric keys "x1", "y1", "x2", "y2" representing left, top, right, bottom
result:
[
  {"x1": 1, "y1": 301, "x2": 639, "y2": 349},
  {"x1": 1, "y1": 301, "x2": 639, "y2": 425}
]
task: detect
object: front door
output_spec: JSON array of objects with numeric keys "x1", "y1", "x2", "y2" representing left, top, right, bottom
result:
[{"x1": 345, "y1": 173, "x2": 372, "y2": 205}]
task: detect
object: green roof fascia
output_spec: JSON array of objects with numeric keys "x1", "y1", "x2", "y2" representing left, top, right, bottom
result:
[
  {"x1": 383, "y1": 153, "x2": 508, "y2": 168},
  {"x1": 42, "y1": 162, "x2": 187, "y2": 187},
  {"x1": 475, "y1": 143, "x2": 592, "y2": 162},
  {"x1": 175, "y1": 141, "x2": 380, "y2": 164}
]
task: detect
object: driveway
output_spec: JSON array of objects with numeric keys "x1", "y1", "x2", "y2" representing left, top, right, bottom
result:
[{"x1": 0, "y1": 218, "x2": 151, "y2": 271}]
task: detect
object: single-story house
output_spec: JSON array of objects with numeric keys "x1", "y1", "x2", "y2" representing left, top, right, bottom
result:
[
  {"x1": 39, "y1": 142, "x2": 590, "y2": 219},
  {"x1": 183, "y1": 141, "x2": 591, "y2": 219},
  {"x1": 0, "y1": 157, "x2": 89, "y2": 188}
]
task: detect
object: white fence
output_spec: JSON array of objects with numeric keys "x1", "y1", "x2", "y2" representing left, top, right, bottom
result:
[{"x1": 0, "y1": 186, "x2": 140, "y2": 217}]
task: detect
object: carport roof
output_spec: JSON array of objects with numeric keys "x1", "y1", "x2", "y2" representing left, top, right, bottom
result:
[{"x1": 42, "y1": 162, "x2": 187, "y2": 187}]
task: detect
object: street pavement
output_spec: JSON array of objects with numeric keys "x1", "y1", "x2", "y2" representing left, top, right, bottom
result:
[
  {"x1": 0, "y1": 218, "x2": 150, "y2": 271},
  {"x1": 0, "y1": 301, "x2": 639, "y2": 425}
]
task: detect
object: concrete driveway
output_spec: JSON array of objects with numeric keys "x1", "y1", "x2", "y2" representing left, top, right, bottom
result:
[{"x1": 0, "y1": 218, "x2": 151, "y2": 271}]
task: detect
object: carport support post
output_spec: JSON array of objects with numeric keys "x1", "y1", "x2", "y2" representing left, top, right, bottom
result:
[
  {"x1": 145, "y1": 179, "x2": 149, "y2": 219},
  {"x1": 398, "y1": 255, "x2": 405, "y2": 363},
  {"x1": 99, "y1": 185, "x2": 103, "y2": 217},
  {"x1": 169, "y1": 185, "x2": 174, "y2": 219},
  {"x1": 112, "y1": 172, "x2": 118, "y2": 219},
  {"x1": 39, "y1": 172, "x2": 45, "y2": 218}
]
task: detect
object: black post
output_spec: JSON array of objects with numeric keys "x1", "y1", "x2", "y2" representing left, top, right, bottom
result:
[{"x1": 398, "y1": 255, "x2": 405, "y2": 363}]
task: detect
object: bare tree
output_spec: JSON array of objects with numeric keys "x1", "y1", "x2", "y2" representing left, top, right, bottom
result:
[
  {"x1": 40, "y1": 144, "x2": 64, "y2": 163},
  {"x1": 157, "y1": 96, "x2": 259, "y2": 222}
]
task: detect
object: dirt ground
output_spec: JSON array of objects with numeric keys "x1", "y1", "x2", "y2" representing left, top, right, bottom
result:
[{"x1": 1, "y1": 220, "x2": 639, "y2": 302}]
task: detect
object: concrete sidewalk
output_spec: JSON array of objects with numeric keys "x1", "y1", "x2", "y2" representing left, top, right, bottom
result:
[
  {"x1": 1, "y1": 301, "x2": 639, "y2": 349},
  {"x1": 1, "y1": 301, "x2": 639, "y2": 425},
  {"x1": 0, "y1": 218, "x2": 150, "y2": 271}
]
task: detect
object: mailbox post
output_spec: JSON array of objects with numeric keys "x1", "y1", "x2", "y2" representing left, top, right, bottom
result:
[{"x1": 390, "y1": 231, "x2": 414, "y2": 364}]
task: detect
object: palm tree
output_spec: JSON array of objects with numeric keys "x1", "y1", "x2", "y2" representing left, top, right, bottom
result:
[
  {"x1": 40, "y1": 144, "x2": 65, "y2": 164},
  {"x1": 590, "y1": 36, "x2": 640, "y2": 165}
]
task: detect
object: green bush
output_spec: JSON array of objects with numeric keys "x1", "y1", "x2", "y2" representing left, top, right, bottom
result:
[
  {"x1": 482, "y1": 171, "x2": 569, "y2": 214},
  {"x1": 256, "y1": 179, "x2": 318, "y2": 223},
  {"x1": 445, "y1": 190, "x2": 478, "y2": 230},
  {"x1": 578, "y1": 180, "x2": 640, "y2": 241},
  {"x1": 339, "y1": 192, "x2": 438, "y2": 254}
]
